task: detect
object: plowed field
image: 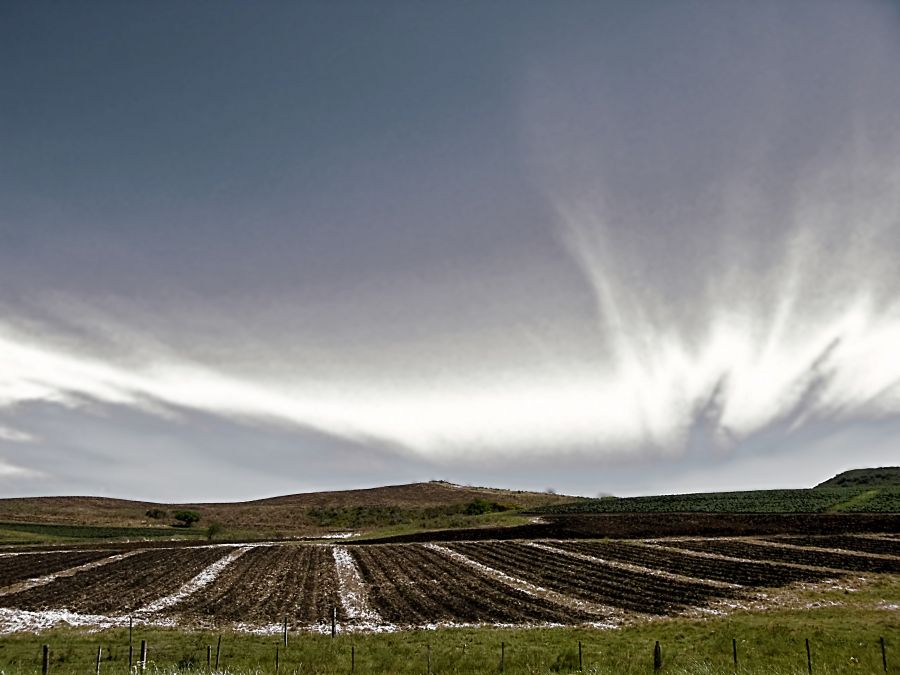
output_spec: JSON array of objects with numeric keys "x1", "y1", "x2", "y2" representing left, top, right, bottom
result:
[
  {"x1": 0, "y1": 550, "x2": 121, "y2": 589},
  {"x1": 0, "y1": 535, "x2": 896, "y2": 634},
  {"x1": 165, "y1": 545, "x2": 342, "y2": 626},
  {"x1": 0, "y1": 547, "x2": 227, "y2": 613},
  {"x1": 350, "y1": 544, "x2": 597, "y2": 625}
]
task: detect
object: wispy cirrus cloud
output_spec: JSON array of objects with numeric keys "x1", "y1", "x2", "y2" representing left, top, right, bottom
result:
[
  {"x1": 0, "y1": 425, "x2": 36, "y2": 443},
  {"x1": 545, "y1": 132, "x2": 900, "y2": 456}
]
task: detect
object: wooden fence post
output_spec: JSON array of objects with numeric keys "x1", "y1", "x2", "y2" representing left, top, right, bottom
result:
[
  {"x1": 331, "y1": 606, "x2": 337, "y2": 638},
  {"x1": 128, "y1": 617, "x2": 133, "y2": 670},
  {"x1": 283, "y1": 616, "x2": 288, "y2": 649},
  {"x1": 427, "y1": 643, "x2": 432, "y2": 675},
  {"x1": 500, "y1": 641, "x2": 505, "y2": 672},
  {"x1": 41, "y1": 644, "x2": 49, "y2": 675},
  {"x1": 206, "y1": 645, "x2": 211, "y2": 671},
  {"x1": 881, "y1": 637, "x2": 888, "y2": 672},
  {"x1": 654, "y1": 641, "x2": 662, "y2": 671},
  {"x1": 215, "y1": 635, "x2": 222, "y2": 671},
  {"x1": 578, "y1": 640, "x2": 583, "y2": 672},
  {"x1": 805, "y1": 638, "x2": 812, "y2": 675},
  {"x1": 139, "y1": 640, "x2": 147, "y2": 673},
  {"x1": 275, "y1": 645, "x2": 279, "y2": 674},
  {"x1": 733, "y1": 638, "x2": 738, "y2": 672},
  {"x1": 352, "y1": 644, "x2": 355, "y2": 672},
  {"x1": 95, "y1": 645, "x2": 102, "y2": 675}
]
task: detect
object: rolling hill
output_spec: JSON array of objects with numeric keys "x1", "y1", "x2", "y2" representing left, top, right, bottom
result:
[
  {"x1": 0, "y1": 481, "x2": 578, "y2": 545},
  {"x1": 814, "y1": 466, "x2": 900, "y2": 488}
]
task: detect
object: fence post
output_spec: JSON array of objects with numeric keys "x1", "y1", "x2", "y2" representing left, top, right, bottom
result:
[
  {"x1": 95, "y1": 645, "x2": 102, "y2": 675},
  {"x1": 206, "y1": 645, "x2": 211, "y2": 671},
  {"x1": 881, "y1": 637, "x2": 887, "y2": 672},
  {"x1": 805, "y1": 638, "x2": 812, "y2": 675},
  {"x1": 128, "y1": 617, "x2": 133, "y2": 670},
  {"x1": 41, "y1": 644, "x2": 49, "y2": 675},
  {"x1": 215, "y1": 635, "x2": 222, "y2": 671},
  {"x1": 654, "y1": 641, "x2": 662, "y2": 671},
  {"x1": 733, "y1": 638, "x2": 738, "y2": 672},
  {"x1": 140, "y1": 640, "x2": 147, "y2": 673},
  {"x1": 275, "y1": 645, "x2": 279, "y2": 674},
  {"x1": 579, "y1": 640, "x2": 583, "y2": 672},
  {"x1": 500, "y1": 641, "x2": 505, "y2": 672},
  {"x1": 283, "y1": 616, "x2": 288, "y2": 648},
  {"x1": 427, "y1": 643, "x2": 432, "y2": 675},
  {"x1": 352, "y1": 644, "x2": 355, "y2": 672},
  {"x1": 331, "y1": 606, "x2": 337, "y2": 638}
]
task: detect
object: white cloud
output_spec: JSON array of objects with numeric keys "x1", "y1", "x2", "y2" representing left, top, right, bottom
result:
[
  {"x1": 0, "y1": 425, "x2": 36, "y2": 443},
  {"x1": 0, "y1": 458, "x2": 41, "y2": 478}
]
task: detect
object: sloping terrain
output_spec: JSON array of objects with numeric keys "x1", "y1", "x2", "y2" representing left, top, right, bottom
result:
[
  {"x1": 0, "y1": 482, "x2": 576, "y2": 543},
  {"x1": 815, "y1": 466, "x2": 900, "y2": 489}
]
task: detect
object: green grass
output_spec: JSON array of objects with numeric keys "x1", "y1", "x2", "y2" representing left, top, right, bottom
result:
[
  {"x1": 0, "y1": 610, "x2": 895, "y2": 674},
  {"x1": 356, "y1": 511, "x2": 533, "y2": 541},
  {"x1": 0, "y1": 522, "x2": 205, "y2": 544},
  {"x1": 1, "y1": 578, "x2": 897, "y2": 674},
  {"x1": 536, "y1": 487, "x2": 900, "y2": 514},
  {"x1": 827, "y1": 489, "x2": 880, "y2": 512}
]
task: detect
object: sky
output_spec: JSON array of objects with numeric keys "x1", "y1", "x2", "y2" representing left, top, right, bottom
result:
[{"x1": 1, "y1": 1, "x2": 899, "y2": 501}]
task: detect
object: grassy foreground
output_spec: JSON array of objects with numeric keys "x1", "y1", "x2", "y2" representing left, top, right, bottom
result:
[{"x1": 1, "y1": 585, "x2": 897, "y2": 675}]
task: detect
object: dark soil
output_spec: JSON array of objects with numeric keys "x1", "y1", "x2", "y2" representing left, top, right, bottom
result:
[
  {"x1": 550, "y1": 541, "x2": 834, "y2": 587},
  {"x1": 667, "y1": 540, "x2": 900, "y2": 574},
  {"x1": 0, "y1": 550, "x2": 121, "y2": 588},
  {"x1": 167, "y1": 545, "x2": 342, "y2": 626},
  {"x1": 761, "y1": 535, "x2": 900, "y2": 557},
  {"x1": 349, "y1": 544, "x2": 597, "y2": 625},
  {"x1": 0, "y1": 547, "x2": 228, "y2": 613},
  {"x1": 447, "y1": 542, "x2": 737, "y2": 615},
  {"x1": 363, "y1": 513, "x2": 900, "y2": 544}
]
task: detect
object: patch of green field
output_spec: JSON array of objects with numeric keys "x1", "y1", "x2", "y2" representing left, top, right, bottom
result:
[
  {"x1": 0, "y1": 577, "x2": 896, "y2": 674},
  {"x1": 0, "y1": 522, "x2": 205, "y2": 543},
  {"x1": 537, "y1": 487, "x2": 900, "y2": 514},
  {"x1": 356, "y1": 510, "x2": 533, "y2": 541},
  {"x1": 827, "y1": 489, "x2": 880, "y2": 512}
]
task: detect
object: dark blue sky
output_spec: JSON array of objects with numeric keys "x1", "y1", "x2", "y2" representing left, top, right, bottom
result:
[{"x1": 2, "y1": 1, "x2": 899, "y2": 500}]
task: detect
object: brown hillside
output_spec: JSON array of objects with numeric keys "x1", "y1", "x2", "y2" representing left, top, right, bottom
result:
[{"x1": 0, "y1": 482, "x2": 577, "y2": 533}]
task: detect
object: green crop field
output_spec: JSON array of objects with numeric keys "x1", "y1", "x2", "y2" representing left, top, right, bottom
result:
[
  {"x1": 535, "y1": 487, "x2": 900, "y2": 515},
  {"x1": 0, "y1": 522, "x2": 204, "y2": 544}
]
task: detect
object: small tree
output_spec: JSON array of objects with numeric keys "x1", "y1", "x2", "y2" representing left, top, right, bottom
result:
[
  {"x1": 206, "y1": 522, "x2": 223, "y2": 541},
  {"x1": 173, "y1": 510, "x2": 200, "y2": 528},
  {"x1": 145, "y1": 508, "x2": 167, "y2": 520}
]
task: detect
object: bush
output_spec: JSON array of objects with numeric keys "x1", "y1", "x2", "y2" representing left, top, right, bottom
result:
[
  {"x1": 464, "y1": 499, "x2": 509, "y2": 516},
  {"x1": 173, "y1": 510, "x2": 200, "y2": 528},
  {"x1": 145, "y1": 509, "x2": 167, "y2": 519}
]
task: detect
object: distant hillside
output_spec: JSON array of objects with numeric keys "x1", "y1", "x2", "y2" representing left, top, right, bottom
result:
[
  {"x1": 244, "y1": 481, "x2": 573, "y2": 509},
  {"x1": 0, "y1": 481, "x2": 578, "y2": 545},
  {"x1": 815, "y1": 467, "x2": 900, "y2": 489}
]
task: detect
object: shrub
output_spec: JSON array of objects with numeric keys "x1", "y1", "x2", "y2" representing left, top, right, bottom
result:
[
  {"x1": 464, "y1": 499, "x2": 509, "y2": 516},
  {"x1": 173, "y1": 510, "x2": 201, "y2": 528}
]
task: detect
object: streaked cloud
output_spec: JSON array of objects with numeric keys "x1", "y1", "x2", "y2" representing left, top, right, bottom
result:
[
  {"x1": 0, "y1": 425, "x2": 36, "y2": 443},
  {"x1": 1, "y1": 1, "x2": 899, "y2": 498}
]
